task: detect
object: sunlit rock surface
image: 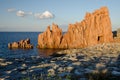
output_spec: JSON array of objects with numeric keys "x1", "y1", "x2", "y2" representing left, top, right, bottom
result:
[
  {"x1": 8, "y1": 38, "x2": 33, "y2": 49},
  {"x1": 38, "y1": 7, "x2": 113, "y2": 48}
]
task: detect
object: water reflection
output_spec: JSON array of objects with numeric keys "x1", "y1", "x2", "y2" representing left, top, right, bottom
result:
[{"x1": 37, "y1": 49, "x2": 63, "y2": 57}]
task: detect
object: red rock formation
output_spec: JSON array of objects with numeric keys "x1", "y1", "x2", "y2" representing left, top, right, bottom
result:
[
  {"x1": 38, "y1": 6, "x2": 113, "y2": 49},
  {"x1": 38, "y1": 23, "x2": 62, "y2": 48},
  {"x1": 8, "y1": 38, "x2": 33, "y2": 49}
]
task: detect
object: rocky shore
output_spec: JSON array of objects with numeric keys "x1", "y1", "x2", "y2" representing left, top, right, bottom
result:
[{"x1": 1, "y1": 43, "x2": 120, "y2": 80}]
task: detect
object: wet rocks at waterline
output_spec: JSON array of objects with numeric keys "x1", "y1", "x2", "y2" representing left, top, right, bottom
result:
[{"x1": 8, "y1": 38, "x2": 33, "y2": 49}]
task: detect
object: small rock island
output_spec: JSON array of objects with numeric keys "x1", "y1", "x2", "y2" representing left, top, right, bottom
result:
[{"x1": 8, "y1": 38, "x2": 33, "y2": 49}]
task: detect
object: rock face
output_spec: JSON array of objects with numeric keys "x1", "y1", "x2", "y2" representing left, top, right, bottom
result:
[
  {"x1": 8, "y1": 38, "x2": 33, "y2": 49},
  {"x1": 37, "y1": 24, "x2": 62, "y2": 48},
  {"x1": 38, "y1": 6, "x2": 113, "y2": 49}
]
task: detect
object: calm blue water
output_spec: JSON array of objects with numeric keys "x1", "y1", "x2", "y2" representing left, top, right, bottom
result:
[{"x1": 0, "y1": 32, "x2": 59, "y2": 58}]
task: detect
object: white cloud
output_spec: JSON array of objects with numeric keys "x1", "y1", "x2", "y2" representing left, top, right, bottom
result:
[
  {"x1": 41, "y1": 11, "x2": 54, "y2": 18},
  {"x1": 7, "y1": 8, "x2": 16, "y2": 12},
  {"x1": 8, "y1": 8, "x2": 54, "y2": 19},
  {"x1": 16, "y1": 11, "x2": 33, "y2": 17},
  {"x1": 34, "y1": 11, "x2": 54, "y2": 19},
  {"x1": 16, "y1": 10, "x2": 26, "y2": 17}
]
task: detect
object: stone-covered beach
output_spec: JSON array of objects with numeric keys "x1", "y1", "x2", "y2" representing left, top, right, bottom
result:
[{"x1": 1, "y1": 43, "x2": 120, "y2": 80}]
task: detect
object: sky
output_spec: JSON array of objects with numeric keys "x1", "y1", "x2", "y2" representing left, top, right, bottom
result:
[{"x1": 0, "y1": 0, "x2": 120, "y2": 32}]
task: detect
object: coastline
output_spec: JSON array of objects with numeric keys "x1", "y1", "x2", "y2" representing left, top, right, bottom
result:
[{"x1": 1, "y1": 43, "x2": 120, "y2": 80}]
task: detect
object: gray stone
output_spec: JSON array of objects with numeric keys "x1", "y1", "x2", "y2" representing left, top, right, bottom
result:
[
  {"x1": 58, "y1": 67, "x2": 64, "y2": 73},
  {"x1": 25, "y1": 60, "x2": 31, "y2": 64},
  {"x1": 50, "y1": 60, "x2": 55, "y2": 63},
  {"x1": 31, "y1": 68, "x2": 43, "y2": 74},
  {"x1": 70, "y1": 53, "x2": 77, "y2": 58},
  {"x1": 74, "y1": 69, "x2": 84, "y2": 76},
  {"x1": 62, "y1": 56, "x2": 69, "y2": 60},
  {"x1": 72, "y1": 62, "x2": 81, "y2": 66},
  {"x1": 96, "y1": 63, "x2": 106, "y2": 70},
  {"x1": 32, "y1": 68, "x2": 43, "y2": 72},
  {"x1": 58, "y1": 72, "x2": 70, "y2": 77},
  {"x1": 84, "y1": 68, "x2": 93, "y2": 74},
  {"x1": 17, "y1": 67, "x2": 27, "y2": 72},
  {"x1": 66, "y1": 66, "x2": 74, "y2": 72},
  {"x1": 112, "y1": 71, "x2": 120, "y2": 76},
  {"x1": 48, "y1": 69, "x2": 55, "y2": 75},
  {"x1": 108, "y1": 67, "x2": 119, "y2": 71},
  {"x1": 69, "y1": 57, "x2": 78, "y2": 61},
  {"x1": 22, "y1": 63, "x2": 27, "y2": 67},
  {"x1": 53, "y1": 64, "x2": 59, "y2": 69}
]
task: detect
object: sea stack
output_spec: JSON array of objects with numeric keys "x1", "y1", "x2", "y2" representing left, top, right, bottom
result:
[
  {"x1": 8, "y1": 38, "x2": 33, "y2": 49},
  {"x1": 37, "y1": 6, "x2": 113, "y2": 49}
]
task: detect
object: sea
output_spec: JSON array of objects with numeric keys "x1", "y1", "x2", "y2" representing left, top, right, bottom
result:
[{"x1": 0, "y1": 32, "x2": 60, "y2": 59}]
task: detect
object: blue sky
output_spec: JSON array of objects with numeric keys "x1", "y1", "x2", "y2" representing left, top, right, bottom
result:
[{"x1": 0, "y1": 0, "x2": 120, "y2": 31}]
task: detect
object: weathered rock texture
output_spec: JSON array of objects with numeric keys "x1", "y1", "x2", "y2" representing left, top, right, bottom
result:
[
  {"x1": 8, "y1": 38, "x2": 33, "y2": 49},
  {"x1": 38, "y1": 7, "x2": 113, "y2": 49},
  {"x1": 38, "y1": 24, "x2": 62, "y2": 48}
]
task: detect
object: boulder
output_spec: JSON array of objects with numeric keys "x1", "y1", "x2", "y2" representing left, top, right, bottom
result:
[
  {"x1": 38, "y1": 6, "x2": 113, "y2": 49},
  {"x1": 8, "y1": 38, "x2": 33, "y2": 49},
  {"x1": 8, "y1": 42, "x2": 19, "y2": 48},
  {"x1": 12, "y1": 42, "x2": 19, "y2": 48}
]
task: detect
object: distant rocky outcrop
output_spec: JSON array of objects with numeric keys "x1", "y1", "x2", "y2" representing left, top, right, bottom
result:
[
  {"x1": 8, "y1": 38, "x2": 33, "y2": 49},
  {"x1": 37, "y1": 6, "x2": 113, "y2": 49}
]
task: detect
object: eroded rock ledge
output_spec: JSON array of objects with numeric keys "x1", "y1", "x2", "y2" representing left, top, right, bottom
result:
[
  {"x1": 8, "y1": 38, "x2": 33, "y2": 49},
  {"x1": 37, "y1": 6, "x2": 113, "y2": 49}
]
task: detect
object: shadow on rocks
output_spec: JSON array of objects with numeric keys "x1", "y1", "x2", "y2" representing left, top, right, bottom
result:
[{"x1": 50, "y1": 52, "x2": 66, "y2": 57}]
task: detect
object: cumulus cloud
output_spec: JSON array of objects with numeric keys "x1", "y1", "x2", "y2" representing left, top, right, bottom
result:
[
  {"x1": 41, "y1": 11, "x2": 54, "y2": 18},
  {"x1": 7, "y1": 8, "x2": 16, "y2": 12},
  {"x1": 34, "y1": 11, "x2": 54, "y2": 19},
  {"x1": 16, "y1": 10, "x2": 26, "y2": 17},
  {"x1": 16, "y1": 10, "x2": 33, "y2": 17},
  {"x1": 7, "y1": 8, "x2": 54, "y2": 19}
]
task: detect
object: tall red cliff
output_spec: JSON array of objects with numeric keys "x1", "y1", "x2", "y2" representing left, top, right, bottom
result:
[
  {"x1": 38, "y1": 23, "x2": 62, "y2": 48},
  {"x1": 37, "y1": 7, "x2": 113, "y2": 49}
]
